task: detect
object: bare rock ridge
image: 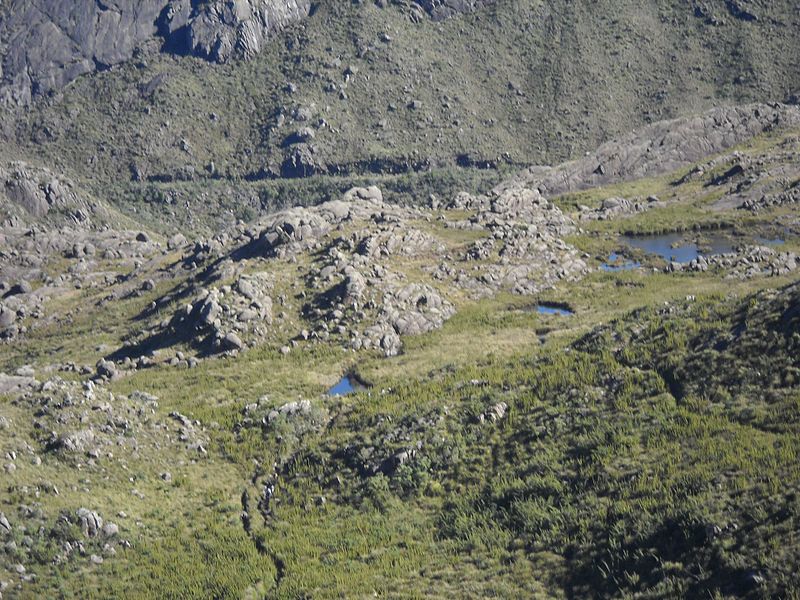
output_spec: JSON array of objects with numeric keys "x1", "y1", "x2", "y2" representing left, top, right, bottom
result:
[
  {"x1": 0, "y1": 161, "x2": 105, "y2": 227},
  {"x1": 0, "y1": 0, "x2": 312, "y2": 105},
  {"x1": 503, "y1": 103, "x2": 800, "y2": 198}
]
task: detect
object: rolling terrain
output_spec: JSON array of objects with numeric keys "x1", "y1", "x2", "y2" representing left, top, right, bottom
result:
[
  {"x1": 1, "y1": 99, "x2": 800, "y2": 597},
  {"x1": 1, "y1": 1, "x2": 800, "y2": 598}
]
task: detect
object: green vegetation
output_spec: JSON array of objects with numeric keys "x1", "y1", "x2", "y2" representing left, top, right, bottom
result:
[
  {"x1": 1, "y1": 8, "x2": 799, "y2": 591},
  {"x1": 3, "y1": 201, "x2": 799, "y2": 596},
  {"x1": 82, "y1": 281, "x2": 800, "y2": 598}
]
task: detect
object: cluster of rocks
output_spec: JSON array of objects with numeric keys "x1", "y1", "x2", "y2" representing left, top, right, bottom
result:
[
  {"x1": 168, "y1": 411, "x2": 209, "y2": 455},
  {"x1": 340, "y1": 408, "x2": 447, "y2": 478},
  {"x1": 31, "y1": 379, "x2": 152, "y2": 461},
  {"x1": 95, "y1": 349, "x2": 202, "y2": 379},
  {"x1": 258, "y1": 204, "x2": 340, "y2": 258},
  {"x1": 578, "y1": 196, "x2": 664, "y2": 221},
  {"x1": 353, "y1": 283, "x2": 455, "y2": 356},
  {"x1": 410, "y1": 0, "x2": 496, "y2": 21},
  {"x1": 74, "y1": 508, "x2": 119, "y2": 539},
  {"x1": 0, "y1": 372, "x2": 202, "y2": 485},
  {"x1": 442, "y1": 186, "x2": 588, "y2": 296},
  {"x1": 0, "y1": 271, "x2": 56, "y2": 341},
  {"x1": 0, "y1": 376, "x2": 150, "y2": 592},
  {"x1": 123, "y1": 182, "x2": 589, "y2": 359},
  {"x1": 238, "y1": 397, "x2": 328, "y2": 441},
  {"x1": 380, "y1": 0, "x2": 494, "y2": 22},
  {"x1": 0, "y1": 224, "x2": 168, "y2": 341},
  {"x1": 0, "y1": 505, "x2": 123, "y2": 593},
  {"x1": 168, "y1": 275, "x2": 275, "y2": 354},
  {"x1": 131, "y1": 186, "x2": 450, "y2": 357},
  {"x1": 265, "y1": 189, "x2": 454, "y2": 356},
  {"x1": 667, "y1": 245, "x2": 798, "y2": 278},
  {"x1": 0, "y1": 178, "x2": 194, "y2": 343},
  {"x1": 476, "y1": 401, "x2": 508, "y2": 424},
  {"x1": 699, "y1": 142, "x2": 800, "y2": 211},
  {"x1": 0, "y1": 300, "x2": 27, "y2": 340},
  {"x1": 740, "y1": 183, "x2": 800, "y2": 212}
]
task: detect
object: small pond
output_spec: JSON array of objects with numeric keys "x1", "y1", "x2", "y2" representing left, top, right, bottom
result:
[
  {"x1": 327, "y1": 375, "x2": 363, "y2": 396},
  {"x1": 602, "y1": 232, "x2": 788, "y2": 271},
  {"x1": 619, "y1": 233, "x2": 735, "y2": 264},
  {"x1": 536, "y1": 304, "x2": 574, "y2": 316},
  {"x1": 601, "y1": 251, "x2": 641, "y2": 272}
]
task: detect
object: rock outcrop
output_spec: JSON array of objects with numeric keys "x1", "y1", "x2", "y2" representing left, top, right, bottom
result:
[
  {"x1": 410, "y1": 0, "x2": 496, "y2": 21},
  {"x1": 180, "y1": 0, "x2": 312, "y2": 63},
  {"x1": 667, "y1": 245, "x2": 798, "y2": 279},
  {"x1": 503, "y1": 103, "x2": 800, "y2": 198},
  {"x1": 1, "y1": 162, "x2": 101, "y2": 226},
  {"x1": 127, "y1": 182, "x2": 586, "y2": 361},
  {"x1": 0, "y1": 0, "x2": 311, "y2": 105}
]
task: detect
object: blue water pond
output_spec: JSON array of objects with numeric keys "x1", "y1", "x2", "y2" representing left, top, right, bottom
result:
[
  {"x1": 601, "y1": 251, "x2": 641, "y2": 272},
  {"x1": 328, "y1": 376, "x2": 359, "y2": 396},
  {"x1": 619, "y1": 233, "x2": 734, "y2": 264},
  {"x1": 536, "y1": 304, "x2": 574, "y2": 316},
  {"x1": 602, "y1": 232, "x2": 786, "y2": 271}
]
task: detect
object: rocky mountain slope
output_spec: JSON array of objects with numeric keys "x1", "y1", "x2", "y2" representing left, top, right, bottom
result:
[
  {"x1": 0, "y1": 0, "x2": 495, "y2": 107},
  {"x1": 1, "y1": 0, "x2": 799, "y2": 237},
  {"x1": 1, "y1": 1, "x2": 800, "y2": 597}
]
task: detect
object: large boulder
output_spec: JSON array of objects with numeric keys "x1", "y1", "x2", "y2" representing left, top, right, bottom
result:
[
  {"x1": 0, "y1": 305, "x2": 16, "y2": 329},
  {"x1": 74, "y1": 508, "x2": 117, "y2": 538},
  {"x1": 51, "y1": 429, "x2": 96, "y2": 454},
  {"x1": 343, "y1": 186, "x2": 383, "y2": 204},
  {"x1": 258, "y1": 208, "x2": 330, "y2": 256},
  {"x1": 222, "y1": 331, "x2": 244, "y2": 350}
]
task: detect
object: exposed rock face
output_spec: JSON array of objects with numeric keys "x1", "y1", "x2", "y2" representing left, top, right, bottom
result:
[
  {"x1": 181, "y1": 0, "x2": 312, "y2": 63},
  {"x1": 1, "y1": 162, "x2": 100, "y2": 226},
  {"x1": 0, "y1": 0, "x2": 165, "y2": 105},
  {"x1": 0, "y1": 0, "x2": 311, "y2": 105}
]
